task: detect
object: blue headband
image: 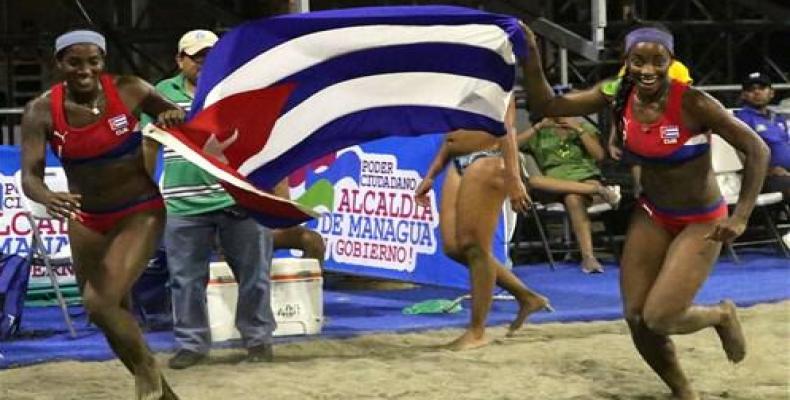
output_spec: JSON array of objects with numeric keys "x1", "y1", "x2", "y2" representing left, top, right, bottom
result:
[
  {"x1": 55, "y1": 30, "x2": 106, "y2": 55},
  {"x1": 624, "y1": 28, "x2": 673, "y2": 54}
]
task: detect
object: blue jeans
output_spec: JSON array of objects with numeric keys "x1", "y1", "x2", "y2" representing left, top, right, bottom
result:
[{"x1": 165, "y1": 209, "x2": 275, "y2": 354}]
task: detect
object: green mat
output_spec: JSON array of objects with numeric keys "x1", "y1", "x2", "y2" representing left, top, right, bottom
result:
[
  {"x1": 401, "y1": 293, "x2": 517, "y2": 315},
  {"x1": 402, "y1": 298, "x2": 463, "y2": 314}
]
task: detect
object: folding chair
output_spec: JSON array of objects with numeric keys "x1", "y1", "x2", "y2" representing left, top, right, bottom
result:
[
  {"x1": 15, "y1": 168, "x2": 78, "y2": 338},
  {"x1": 509, "y1": 154, "x2": 558, "y2": 269},
  {"x1": 521, "y1": 153, "x2": 620, "y2": 265},
  {"x1": 505, "y1": 199, "x2": 556, "y2": 269},
  {"x1": 532, "y1": 198, "x2": 620, "y2": 263},
  {"x1": 711, "y1": 134, "x2": 789, "y2": 261}
]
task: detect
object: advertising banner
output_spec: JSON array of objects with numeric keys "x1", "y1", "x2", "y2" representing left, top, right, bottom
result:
[
  {"x1": 2, "y1": 137, "x2": 511, "y2": 291},
  {"x1": 0, "y1": 146, "x2": 76, "y2": 288},
  {"x1": 281, "y1": 134, "x2": 510, "y2": 289}
]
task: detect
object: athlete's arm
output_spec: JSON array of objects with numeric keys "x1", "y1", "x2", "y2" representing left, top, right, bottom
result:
[
  {"x1": 273, "y1": 178, "x2": 290, "y2": 199},
  {"x1": 120, "y1": 75, "x2": 185, "y2": 127},
  {"x1": 520, "y1": 22, "x2": 610, "y2": 117},
  {"x1": 20, "y1": 96, "x2": 81, "y2": 219},
  {"x1": 120, "y1": 75, "x2": 184, "y2": 176},
  {"x1": 501, "y1": 98, "x2": 531, "y2": 213},
  {"x1": 685, "y1": 88, "x2": 769, "y2": 241},
  {"x1": 414, "y1": 140, "x2": 451, "y2": 207}
]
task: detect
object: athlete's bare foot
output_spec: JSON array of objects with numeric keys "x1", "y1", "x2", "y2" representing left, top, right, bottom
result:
[
  {"x1": 443, "y1": 330, "x2": 491, "y2": 351},
  {"x1": 715, "y1": 299, "x2": 746, "y2": 363},
  {"x1": 135, "y1": 362, "x2": 165, "y2": 400},
  {"x1": 581, "y1": 256, "x2": 604, "y2": 274},
  {"x1": 506, "y1": 293, "x2": 553, "y2": 337}
]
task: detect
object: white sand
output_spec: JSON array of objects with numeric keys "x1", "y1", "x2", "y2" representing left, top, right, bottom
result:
[{"x1": 1, "y1": 301, "x2": 788, "y2": 400}]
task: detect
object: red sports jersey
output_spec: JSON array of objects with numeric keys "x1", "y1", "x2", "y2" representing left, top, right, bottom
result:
[
  {"x1": 49, "y1": 74, "x2": 140, "y2": 164},
  {"x1": 623, "y1": 80, "x2": 709, "y2": 164}
]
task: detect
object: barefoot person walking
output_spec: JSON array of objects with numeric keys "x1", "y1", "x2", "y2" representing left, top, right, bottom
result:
[{"x1": 415, "y1": 99, "x2": 551, "y2": 350}]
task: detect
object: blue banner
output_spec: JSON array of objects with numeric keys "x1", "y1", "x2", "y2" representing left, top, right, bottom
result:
[{"x1": 279, "y1": 135, "x2": 509, "y2": 289}]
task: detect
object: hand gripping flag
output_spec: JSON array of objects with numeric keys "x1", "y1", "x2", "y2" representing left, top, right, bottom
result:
[{"x1": 143, "y1": 5, "x2": 527, "y2": 228}]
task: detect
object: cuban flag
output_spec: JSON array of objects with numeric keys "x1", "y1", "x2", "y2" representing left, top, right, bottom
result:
[{"x1": 144, "y1": 5, "x2": 525, "y2": 228}]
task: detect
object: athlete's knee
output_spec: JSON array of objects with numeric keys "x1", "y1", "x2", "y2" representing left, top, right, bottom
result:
[
  {"x1": 642, "y1": 307, "x2": 678, "y2": 335},
  {"x1": 443, "y1": 244, "x2": 465, "y2": 263},
  {"x1": 460, "y1": 240, "x2": 487, "y2": 263},
  {"x1": 623, "y1": 308, "x2": 643, "y2": 329},
  {"x1": 82, "y1": 289, "x2": 116, "y2": 324}
]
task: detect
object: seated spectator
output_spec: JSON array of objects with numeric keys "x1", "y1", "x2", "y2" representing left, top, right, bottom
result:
[
  {"x1": 518, "y1": 116, "x2": 620, "y2": 274},
  {"x1": 734, "y1": 72, "x2": 790, "y2": 199},
  {"x1": 272, "y1": 178, "x2": 326, "y2": 264}
]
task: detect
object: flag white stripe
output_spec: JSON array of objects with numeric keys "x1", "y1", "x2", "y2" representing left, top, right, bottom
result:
[
  {"x1": 237, "y1": 72, "x2": 510, "y2": 174},
  {"x1": 204, "y1": 24, "x2": 514, "y2": 107},
  {"x1": 142, "y1": 124, "x2": 319, "y2": 218}
]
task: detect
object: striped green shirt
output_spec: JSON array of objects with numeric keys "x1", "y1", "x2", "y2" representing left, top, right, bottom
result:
[{"x1": 142, "y1": 74, "x2": 235, "y2": 215}]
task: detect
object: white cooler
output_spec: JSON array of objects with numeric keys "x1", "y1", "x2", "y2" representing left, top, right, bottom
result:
[{"x1": 206, "y1": 258, "x2": 324, "y2": 341}]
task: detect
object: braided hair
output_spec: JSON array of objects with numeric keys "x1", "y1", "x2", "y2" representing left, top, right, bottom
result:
[{"x1": 611, "y1": 75, "x2": 635, "y2": 148}]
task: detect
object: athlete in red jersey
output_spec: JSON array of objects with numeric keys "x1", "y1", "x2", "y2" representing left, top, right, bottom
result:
[
  {"x1": 520, "y1": 23, "x2": 769, "y2": 399},
  {"x1": 21, "y1": 30, "x2": 185, "y2": 400},
  {"x1": 621, "y1": 79, "x2": 729, "y2": 234},
  {"x1": 47, "y1": 72, "x2": 167, "y2": 233}
]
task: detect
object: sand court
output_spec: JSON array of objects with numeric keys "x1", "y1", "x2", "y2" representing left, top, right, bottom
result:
[{"x1": 1, "y1": 301, "x2": 787, "y2": 400}]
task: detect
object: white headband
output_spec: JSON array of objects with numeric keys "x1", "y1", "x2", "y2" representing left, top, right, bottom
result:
[{"x1": 55, "y1": 30, "x2": 106, "y2": 55}]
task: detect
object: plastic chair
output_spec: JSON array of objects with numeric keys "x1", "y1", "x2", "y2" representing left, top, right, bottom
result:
[
  {"x1": 711, "y1": 134, "x2": 789, "y2": 261},
  {"x1": 15, "y1": 168, "x2": 78, "y2": 338}
]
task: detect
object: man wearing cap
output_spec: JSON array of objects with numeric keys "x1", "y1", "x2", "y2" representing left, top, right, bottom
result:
[
  {"x1": 735, "y1": 72, "x2": 790, "y2": 198},
  {"x1": 142, "y1": 29, "x2": 276, "y2": 369}
]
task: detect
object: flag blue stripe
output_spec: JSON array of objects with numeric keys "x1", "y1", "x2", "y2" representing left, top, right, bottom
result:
[
  {"x1": 245, "y1": 105, "x2": 504, "y2": 189},
  {"x1": 192, "y1": 6, "x2": 525, "y2": 115},
  {"x1": 277, "y1": 42, "x2": 516, "y2": 114}
]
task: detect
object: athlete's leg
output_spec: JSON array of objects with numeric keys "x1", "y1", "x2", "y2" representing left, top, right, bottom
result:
[
  {"x1": 447, "y1": 158, "x2": 548, "y2": 350},
  {"x1": 76, "y1": 208, "x2": 168, "y2": 399},
  {"x1": 439, "y1": 166, "x2": 464, "y2": 263},
  {"x1": 620, "y1": 209, "x2": 695, "y2": 399},
  {"x1": 272, "y1": 226, "x2": 326, "y2": 263},
  {"x1": 641, "y1": 222, "x2": 745, "y2": 363}
]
